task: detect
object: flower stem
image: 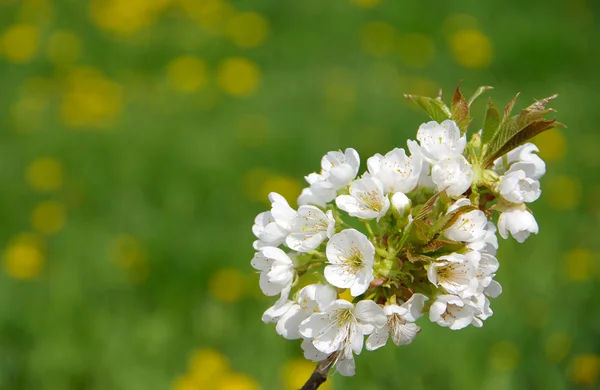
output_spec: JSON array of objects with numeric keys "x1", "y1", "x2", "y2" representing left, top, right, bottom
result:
[{"x1": 301, "y1": 353, "x2": 339, "y2": 390}]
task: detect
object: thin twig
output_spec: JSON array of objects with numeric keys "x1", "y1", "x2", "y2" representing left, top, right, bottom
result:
[{"x1": 300, "y1": 353, "x2": 338, "y2": 390}]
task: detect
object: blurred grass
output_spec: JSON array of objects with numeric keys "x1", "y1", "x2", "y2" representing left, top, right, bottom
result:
[{"x1": 0, "y1": 0, "x2": 599, "y2": 389}]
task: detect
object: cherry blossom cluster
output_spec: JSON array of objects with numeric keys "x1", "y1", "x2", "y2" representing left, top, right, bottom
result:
[{"x1": 250, "y1": 89, "x2": 559, "y2": 379}]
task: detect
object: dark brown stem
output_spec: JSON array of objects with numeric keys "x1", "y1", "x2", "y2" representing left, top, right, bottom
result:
[{"x1": 300, "y1": 353, "x2": 338, "y2": 390}]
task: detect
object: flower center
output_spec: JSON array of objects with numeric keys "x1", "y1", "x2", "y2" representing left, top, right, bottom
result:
[{"x1": 359, "y1": 190, "x2": 383, "y2": 211}]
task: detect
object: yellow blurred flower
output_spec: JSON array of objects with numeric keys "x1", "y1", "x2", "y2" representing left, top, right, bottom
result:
[
  {"x1": 3, "y1": 237, "x2": 45, "y2": 280},
  {"x1": 533, "y1": 128, "x2": 566, "y2": 162},
  {"x1": 90, "y1": 0, "x2": 172, "y2": 37},
  {"x1": 110, "y1": 235, "x2": 149, "y2": 283},
  {"x1": 545, "y1": 332, "x2": 572, "y2": 363},
  {"x1": 545, "y1": 176, "x2": 581, "y2": 211},
  {"x1": 32, "y1": 201, "x2": 66, "y2": 235},
  {"x1": 216, "y1": 373, "x2": 260, "y2": 390},
  {"x1": 564, "y1": 248, "x2": 595, "y2": 282},
  {"x1": 235, "y1": 114, "x2": 270, "y2": 147},
  {"x1": 217, "y1": 57, "x2": 261, "y2": 97},
  {"x1": 209, "y1": 268, "x2": 246, "y2": 302},
  {"x1": 442, "y1": 13, "x2": 479, "y2": 36},
  {"x1": 171, "y1": 376, "x2": 197, "y2": 390},
  {"x1": 0, "y1": 24, "x2": 39, "y2": 63},
  {"x1": 60, "y1": 67, "x2": 123, "y2": 128},
  {"x1": 449, "y1": 29, "x2": 492, "y2": 69},
  {"x1": 226, "y1": 12, "x2": 269, "y2": 48},
  {"x1": 569, "y1": 354, "x2": 600, "y2": 385},
  {"x1": 348, "y1": 0, "x2": 381, "y2": 8},
  {"x1": 282, "y1": 358, "x2": 331, "y2": 390},
  {"x1": 261, "y1": 176, "x2": 302, "y2": 207},
  {"x1": 338, "y1": 289, "x2": 354, "y2": 303},
  {"x1": 178, "y1": 0, "x2": 236, "y2": 35},
  {"x1": 189, "y1": 348, "x2": 229, "y2": 379},
  {"x1": 489, "y1": 341, "x2": 520, "y2": 373},
  {"x1": 360, "y1": 21, "x2": 396, "y2": 57},
  {"x1": 397, "y1": 33, "x2": 435, "y2": 69},
  {"x1": 47, "y1": 30, "x2": 82, "y2": 65},
  {"x1": 167, "y1": 55, "x2": 208, "y2": 93},
  {"x1": 26, "y1": 157, "x2": 64, "y2": 192}
]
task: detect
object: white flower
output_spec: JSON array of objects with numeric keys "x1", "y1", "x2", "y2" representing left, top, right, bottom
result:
[
  {"x1": 429, "y1": 295, "x2": 480, "y2": 330},
  {"x1": 415, "y1": 120, "x2": 466, "y2": 162},
  {"x1": 467, "y1": 221, "x2": 499, "y2": 255},
  {"x1": 391, "y1": 192, "x2": 411, "y2": 216},
  {"x1": 366, "y1": 148, "x2": 422, "y2": 194},
  {"x1": 324, "y1": 229, "x2": 375, "y2": 296},
  {"x1": 299, "y1": 300, "x2": 386, "y2": 358},
  {"x1": 287, "y1": 206, "x2": 335, "y2": 252},
  {"x1": 275, "y1": 284, "x2": 337, "y2": 339},
  {"x1": 444, "y1": 202, "x2": 487, "y2": 243},
  {"x1": 262, "y1": 286, "x2": 294, "y2": 323},
  {"x1": 470, "y1": 293, "x2": 494, "y2": 327},
  {"x1": 494, "y1": 143, "x2": 546, "y2": 180},
  {"x1": 498, "y1": 163, "x2": 542, "y2": 204},
  {"x1": 301, "y1": 339, "x2": 356, "y2": 376},
  {"x1": 498, "y1": 206, "x2": 539, "y2": 243},
  {"x1": 306, "y1": 148, "x2": 360, "y2": 193},
  {"x1": 407, "y1": 140, "x2": 436, "y2": 189},
  {"x1": 432, "y1": 155, "x2": 473, "y2": 197},
  {"x1": 297, "y1": 187, "x2": 332, "y2": 208},
  {"x1": 366, "y1": 293, "x2": 428, "y2": 350},
  {"x1": 269, "y1": 192, "x2": 297, "y2": 231},
  {"x1": 475, "y1": 252, "x2": 499, "y2": 294},
  {"x1": 336, "y1": 177, "x2": 390, "y2": 221},
  {"x1": 428, "y1": 251, "x2": 480, "y2": 298},
  {"x1": 252, "y1": 211, "x2": 287, "y2": 249},
  {"x1": 251, "y1": 247, "x2": 295, "y2": 296}
]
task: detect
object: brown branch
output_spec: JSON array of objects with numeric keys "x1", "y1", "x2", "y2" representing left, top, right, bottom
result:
[{"x1": 300, "y1": 353, "x2": 338, "y2": 390}]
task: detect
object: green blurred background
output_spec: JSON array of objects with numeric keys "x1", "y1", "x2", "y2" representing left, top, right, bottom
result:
[{"x1": 0, "y1": 0, "x2": 599, "y2": 389}]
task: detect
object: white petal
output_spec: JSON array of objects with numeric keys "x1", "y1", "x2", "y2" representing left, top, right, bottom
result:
[
  {"x1": 354, "y1": 300, "x2": 387, "y2": 328},
  {"x1": 298, "y1": 313, "x2": 329, "y2": 339},
  {"x1": 365, "y1": 325, "x2": 389, "y2": 351},
  {"x1": 276, "y1": 304, "x2": 308, "y2": 340},
  {"x1": 336, "y1": 356, "x2": 356, "y2": 377}
]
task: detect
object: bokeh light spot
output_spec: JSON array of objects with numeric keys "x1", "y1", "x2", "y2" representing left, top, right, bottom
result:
[
  {"x1": 209, "y1": 268, "x2": 246, "y2": 302},
  {"x1": 32, "y1": 201, "x2": 66, "y2": 235},
  {"x1": 60, "y1": 67, "x2": 123, "y2": 128},
  {"x1": 534, "y1": 128, "x2": 566, "y2": 162},
  {"x1": 261, "y1": 175, "x2": 302, "y2": 208},
  {"x1": 489, "y1": 341, "x2": 520, "y2": 373},
  {"x1": 449, "y1": 29, "x2": 492, "y2": 69},
  {"x1": 167, "y1": 55, "x2": 208, "y2": 93},
  {"x1": 545, "y1": 332, "x2": 572, "y2": 363},
  {"x1": 569, "y1": 354, "x2": 600, "y2": 385},
  {"x1": 226, "y1": 12, "x2": 269, "y2": 48},
  {"x1": 217, "y1": 57, "x2": 260, "y2": 97},
  {"x1": 26, "y1": 157, "x2": 64, "y2": 192},
  {"x1": 282, "y1": 358, "x2": 331, "y2": 390},
  {"x1": 47, "y1": 30, "x2": 82, "y2": 65},
  {"x1": 188, "y1": 348, "x2": 230, "y2": 386},
  {"x1": 360, "y1": 21, "x2": 396, "y2": 57},
  {"x1": 442, "y1": 13, "x2": 479, "y2": 36},
  {"x1": 110, "y1": 235, "x2": 149, "y2": 283},
  {"x1": 546, "y1": 176, "x2": 581, "y2": 211},
  {"x1": 3, "y1": 240, "x2": 44, "y2": 280},
  {"x1": 217, "y1": 372, "x2": 260, "y2": 390},
  {"x1": 564, "y1": 248, "x2": 595, "y2": 282},
  {"x1": 397, "y1": 33, "x2": 435, "y2": 68},
  {"x1": 338, "y1": 289, "x2": 354, "y2": 302},
  {"x1": 0, "y1": 24, "x2": 39, "y2": 63}
]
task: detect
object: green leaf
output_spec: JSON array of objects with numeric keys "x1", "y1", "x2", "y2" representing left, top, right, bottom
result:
[
  {"x1": 406, "y1": 250, "x2": 435, "y2": 263},
  {"x1": 451, "y1": 87, "x2": 471, "y2": 134},
  {"x1": 421, "y1": 239, "x2": 461, "y2": 253},
  {"x1": 468, "y1": 86, "x2": 493, "y2": 106},
  {"x1": 480, "y1": 100, "x2": 501, "y2": 145},
  {"x1": 481, "y1": 94, "x2": 560, "y2": 167},
  {"x1": 415, "y1": 190, "x2": 443, "y2": 220},
  {"x1": 413, "y1": 220, "x2": 432, "y2": 243},
  {"x1": 485, "y1": 120, "x2": 565, "y2": 165},
  {"x1": 404, "y1": 94, "x2": 451, "y2": 123}
]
